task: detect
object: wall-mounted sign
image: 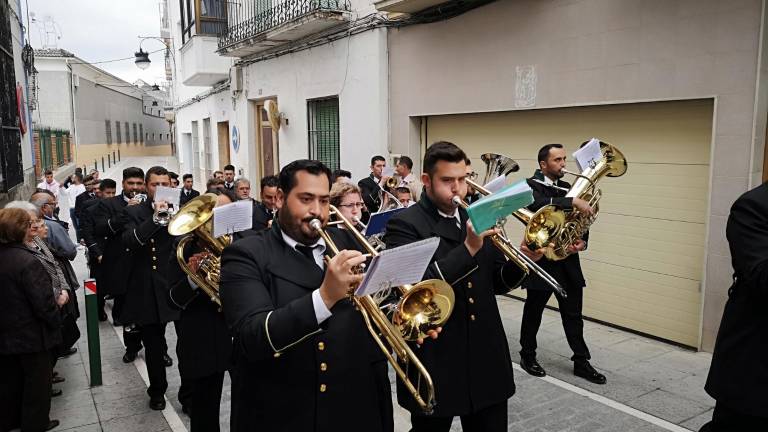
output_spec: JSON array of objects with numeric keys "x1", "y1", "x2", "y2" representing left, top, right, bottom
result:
[{"x1": 232, "y1": 126, "x2": 240, "y2": 153}]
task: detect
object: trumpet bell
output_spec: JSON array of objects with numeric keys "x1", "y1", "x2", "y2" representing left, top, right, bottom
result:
[{"x1": 393, "y1": 279, "x2": 455, "y2": 341}]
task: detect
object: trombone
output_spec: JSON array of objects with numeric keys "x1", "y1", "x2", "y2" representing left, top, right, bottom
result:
[{"x1": 310, "y1": 207, "x2": 455, "y2": 413}]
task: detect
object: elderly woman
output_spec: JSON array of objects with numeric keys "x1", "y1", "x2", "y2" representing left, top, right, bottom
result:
[
  {"x1": 0, "y1": 207, "x2": 62, "y2": 432},
  {"x1": 330, "y1": 182, "x2": 366, "y2": 230}
]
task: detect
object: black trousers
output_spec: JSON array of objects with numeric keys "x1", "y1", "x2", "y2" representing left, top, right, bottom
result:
[
  {"x1": 188, "y1": 372, "x2": 226, "y2": 432},
  {"x1": 0, "y1": 351, "x2": 53, "y2": 432},
  {"x1": 138, "y1": 323, "x2": 168, "y2": 398},
  {"x1": 410, "y1": 400, "x2": 508, "y2": 432},
  {"x1": 699, "y1": 401, "x2": 768, "y2": 432},
  {"x1": 520, "y1": 284, "x2": 590, "y2": 362}
]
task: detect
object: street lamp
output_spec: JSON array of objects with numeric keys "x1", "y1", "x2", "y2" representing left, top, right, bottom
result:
[{"x1": 134, "y1": 48, "x2": 151, "y2": 69}]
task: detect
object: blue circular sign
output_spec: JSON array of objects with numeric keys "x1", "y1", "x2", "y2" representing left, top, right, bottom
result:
[{"x1": 232, "y1": 126, "x2": 240, "y2": 153}]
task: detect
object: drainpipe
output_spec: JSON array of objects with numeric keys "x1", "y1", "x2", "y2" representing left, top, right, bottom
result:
[{"x1": 65, "y1": 59, "x2": 78, "y2": 165}]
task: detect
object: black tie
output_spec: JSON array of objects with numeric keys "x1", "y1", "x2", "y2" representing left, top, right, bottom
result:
[{"x1": 295, "y1": 245, "x2": 317, "y2": 262}]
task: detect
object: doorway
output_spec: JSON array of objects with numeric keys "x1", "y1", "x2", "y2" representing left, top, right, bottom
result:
[
  {"x1": 217, "y1": 121, "x2": 230, "y2": 168},
  {"x1": 256, "y1": 100, "x2": 279, "y2": 177}
]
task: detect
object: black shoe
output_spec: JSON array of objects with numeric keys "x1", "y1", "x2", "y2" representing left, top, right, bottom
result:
[
  {"x1": 574, "y1": 361, "x2": 607, "y2": 384},
  {"x1": 122, "y1": 351, "x2": 138, "y2": 363},
  {"x1": 51, "y1": 388, "x2": 63, "y2": 397},
  {"x1": 520, "y1": 356, "x2": 546, "y2": 377},
  {"x1": 149, "y1": 397, "x2": 166, "y2": 411},
  {"x1": 57, "y1": 347, "x2": 77, "y2": 359},
  {"x1": 163, "y1": 353, "x2": 173, "y2": 367},
  {"x1": 98, "y1": 311, "x2": 108, "y2": 322},
  {"x1": 45, "y1": 419, "x2": 60, "y2": 431},
  {"x1": 181, "y1": 404, "x2": 190, "y2": 415}
]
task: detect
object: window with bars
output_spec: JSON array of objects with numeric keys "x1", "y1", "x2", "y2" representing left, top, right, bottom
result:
[
  {"x1": 307, "y1": 97, "x2": 340, "y2": 171},
  {"x1": 124, "y1": 122, "x2": 130, "y2": 144},
  {"x1": 0, "y1": 1, "x2": 23, "y2": 191},
  {"x1": 115, "y1": 120, "x2": 122, "y2": 144},
  {"x1": 140, "y1": 124, "x2": 144, "y2": 144},
  {"x1": 105, "y1": 119, "x2": 112, "y2": 145},
  {"x1": 133, "y1": 123, "x2": 138, "y2": 144}
]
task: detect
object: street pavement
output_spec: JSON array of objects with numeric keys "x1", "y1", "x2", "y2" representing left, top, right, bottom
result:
[{"x1": 47, "y1": 156, "x2": 715, "y2": 431}]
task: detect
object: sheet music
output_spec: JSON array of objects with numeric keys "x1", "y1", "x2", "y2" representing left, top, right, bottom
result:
[
  {"x1": 213, "y1": 200, "x2": 253, "y2": 237},
  {"x1": 573, "y1": 138, "x2": 602, "y2": 171},
  {"x1": 355, "y1": 237, "x2": 441, "y2": 297},
  {"x1": 483, "y1": 175, "x2": 506, "y2": 194},
  {"x1": 155, "y1": 186, "x2": 181, "y2": 209}
]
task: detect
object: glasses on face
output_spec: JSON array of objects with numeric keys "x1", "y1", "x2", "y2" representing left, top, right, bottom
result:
[
  {"x1": 29, "y1": 219, "x2": 44, "y2": 228},
  {"x1": 338, "y1": 202, "x2": 365, "y2": 209}
]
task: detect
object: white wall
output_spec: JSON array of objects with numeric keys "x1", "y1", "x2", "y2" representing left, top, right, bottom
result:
[{"x1": 240, "y1": 27, "x2": 389, "y2": 182}]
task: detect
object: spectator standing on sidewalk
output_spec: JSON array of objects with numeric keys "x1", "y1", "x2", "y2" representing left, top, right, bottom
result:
[{"x1": 0, "y1": 207, "x2": 64, "y2": 432}]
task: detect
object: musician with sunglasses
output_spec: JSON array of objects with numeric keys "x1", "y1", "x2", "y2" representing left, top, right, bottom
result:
[{"x1": 220, "y1": 160, "x2": 393, "y2": 432}]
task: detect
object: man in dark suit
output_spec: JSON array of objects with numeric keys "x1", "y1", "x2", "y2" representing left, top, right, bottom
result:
[
  {"x1": 358, "y1": 155, "x2": 388, "y2": 221},
  {"x1": 221, "y1": 159, "x2": 393, "y2": 432},
  {"x1": 518, "y1": 143, "x2": 605, "y2": 385},
  {"x1": 251, "y1": 175, "x2": 279, "y2": 231},
  {"x1": 169, "y1": 192, "x2": 234, "y2": 431},
  {"x1": 223, "y1": 164, "x2": 236, "y2": 190},
  {"x1": 384, "y1": 141, "x2": 528, "y2": 432},
  {"x1": 179, "y1": 174, "x2": 200, "y2": 206},
  {"x1": 700, "y1": 182, "x2": 768, "y2": 431},
  {"x1": 120, "y1": 166, "x2": 180, "y2": 410},
  {"x1": 91, "y1": 168, "x2": 145, "y2": 356},
  {"x1": 81, "y1": 179, "x2": 117, "y2": 321},
  {"x1": 74, "y1": 175, "x2": 98, "y2": 241}
]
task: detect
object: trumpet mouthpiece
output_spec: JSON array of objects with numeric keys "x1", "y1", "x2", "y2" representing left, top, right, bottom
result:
[
  {"x1": 309, "y1": 219, "x2": 323, "y2": 231},
  {"x1": 451, "y1": 196, "x2": 462, "y2": 206}
]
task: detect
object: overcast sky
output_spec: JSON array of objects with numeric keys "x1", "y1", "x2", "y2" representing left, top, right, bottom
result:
[{"x1": 26, "y1": 0, "x2": 167, "y2": 84}]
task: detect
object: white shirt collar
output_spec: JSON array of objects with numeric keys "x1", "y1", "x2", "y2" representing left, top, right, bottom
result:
[
  {"x1": 281, "y1": 231, "x2": 326, "y2": 268},
  {"x1": 543, "y1": 175, "x2": 555, "y2": 185},
  {"x1": 437, "y1": 207, "x2": 461, "y2": 227}
]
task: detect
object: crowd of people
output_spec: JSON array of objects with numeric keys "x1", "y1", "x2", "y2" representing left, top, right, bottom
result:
[{"x1": 0, "y1": 143, "x2": 764, "y2": 432}]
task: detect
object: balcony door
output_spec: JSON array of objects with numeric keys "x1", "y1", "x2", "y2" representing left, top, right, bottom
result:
[{"x1": 256, "y1": 100, "x2": 279, "y2": 177}]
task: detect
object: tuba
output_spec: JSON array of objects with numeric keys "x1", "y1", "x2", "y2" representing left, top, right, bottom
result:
[
  {"x1": 462, "y1": 153, "x2": 566, "y2": 295},
  {"x1": 311, "y1": 207, "x2": 455, "y2": 413},
  {"x1": 522, "y1": 140, "x2": 627, "y2": 261},
  {"x1": 168, "y1": 194, "x2": 232, "y2": 307}
]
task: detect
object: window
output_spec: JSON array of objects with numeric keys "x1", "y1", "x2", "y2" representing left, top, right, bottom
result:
[
  {"x1": 307, "y1": 97, "x2": 340, "y2": 171},
  {"x1": 133, "y1": 123, "x2": 138, "y2": 144},
  {"x1": 124, "y1": 122, "x2": 130, "y2": 144},
  {"x1": 203, "y1": 118, "x2": 213, "y2": 179},
  {"x1": 179, "y1": 0, "x2": 227, "y2": 43},
  {"x1": 0, "y1": 2, "x2": 22, "y2": 191},
  {"x1": 115, "y1": 121, "x2": 122, "y2": 144},
  {"x1": 191, "y1": 121, "x2": 200, "y2": 179},
  {"x1": 140, "y1": 124, "x2": 144, "y2": 144},
  {"x1": 105, "y1": 120, "x2": 112, "y2": 145}
]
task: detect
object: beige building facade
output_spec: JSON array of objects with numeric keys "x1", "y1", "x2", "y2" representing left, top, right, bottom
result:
[{"x1": 386, "y1": 0, "x2": 768, "y2": 351}]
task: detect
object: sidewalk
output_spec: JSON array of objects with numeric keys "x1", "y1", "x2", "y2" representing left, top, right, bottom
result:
[{"x1": 49, "y1": 156, "x2": 715, "y2": 431}]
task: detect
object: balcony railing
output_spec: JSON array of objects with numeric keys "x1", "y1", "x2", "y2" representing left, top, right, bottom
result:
[{"x1": 218, "y1": 0, "x2": 351, "y2": 54}]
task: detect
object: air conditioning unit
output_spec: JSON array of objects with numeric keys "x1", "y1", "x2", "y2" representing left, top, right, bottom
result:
[{"x1": 230, "y1": 66, "x2": 243, "y2": 93}]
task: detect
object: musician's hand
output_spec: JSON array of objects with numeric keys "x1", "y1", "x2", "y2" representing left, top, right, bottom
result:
[
  {"x1": 416, "y1": 327, "x2": 442, "y2": 345},
  {"x1": 320, "y1": 250, "x2": 366, "y2": 309},
  {"x1": 567, "y1": 239, "x2": 586, "y2": 253},
  {"x1": 97, "y1": 255, "x2": 103, "y2": 264},
  {"x1": 464, "y1": 220, "x2": 498, "y2": 257},
  {"x1": 56, "y1": 290, "x2": 69, "y2": 307},
  {"x1": 187, "y1": 252, "x2": 208, "y2": 274},
  {"x1": 572, "y1": 198, "x2": 593, "y2": 216},
  {"x1": 153, "y1": 200, "x2": 169, "y2": 217},
  {"x1": 267, "y1": 219, "x2": 273, "y2": 228},
  {"x1": 520, "y1": 242, "x2": 545, "y2": 262},
  {"x1": 127, "y1": 198, "x2": 142, "y2": 206}
]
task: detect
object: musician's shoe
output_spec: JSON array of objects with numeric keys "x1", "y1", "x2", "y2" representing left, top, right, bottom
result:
[
  {"x1": 520, "y1": 356, "x2": 546, "y2": 377},
  {"x1": 163, "y1": 353, "x2": 173, "y2": 367},
  {"x1": 122, "y1": 351, "x2": 138, "y2": 363},
  {"x1": 45, "y1": 420, "x2": 60, "y2": 431},
  {"x1": 574, "y1": 360, "x2": 607, "y2": 384},
  {"x1": 149, "y1": 396, "x2": 166, "y2": 411}
]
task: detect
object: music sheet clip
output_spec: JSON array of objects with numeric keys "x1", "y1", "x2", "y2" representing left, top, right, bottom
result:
[
  {"x1": 155, "y1": 186, "x2": 181, "y2": 209},
  {"x1": 573, "y1": 138, "x2": 603, "y2": 171},
  {"x1": 213, "y1": 200, "x2": 253, "y2": 238},
  {"x1": 355, "y1": 237, "x2": 441, "y2": 297}
]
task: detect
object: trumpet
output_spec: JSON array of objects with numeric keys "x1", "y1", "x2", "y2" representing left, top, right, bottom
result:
[{"x1": 310, "y1": 207, "x2": 455, "y2": 413}]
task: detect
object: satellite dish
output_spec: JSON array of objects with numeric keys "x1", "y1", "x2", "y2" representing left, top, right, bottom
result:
[{"x1": 264, "y1": 100, "x2": 281, "y2": 132}]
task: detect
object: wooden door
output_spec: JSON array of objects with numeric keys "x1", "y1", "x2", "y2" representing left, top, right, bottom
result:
[
  {"x1": 257, "y1": 100, "x2": 278, "y2": 177},
  {"x1": 217, "y1": 121, "x2": 230, "y2": 167}
]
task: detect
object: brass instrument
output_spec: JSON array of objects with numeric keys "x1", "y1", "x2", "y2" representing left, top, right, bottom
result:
[
  {"x1": 310, "y1": 207, "x2": 455, "y2": 413},
  {"x1": 462, "y1": 153, "x2": 566, "y2": 295},
  {"x1": 385, "y1": 175, "x2": 399, "y2": 190},
  {"x1": 524, "y1": 141, "x2": 627, "y2": 261},
  {"x1": 167, "y1": 194, "x2": 232, "y2": 307}
]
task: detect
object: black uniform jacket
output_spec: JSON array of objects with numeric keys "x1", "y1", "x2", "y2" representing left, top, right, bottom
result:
[
  {"x1": 251, "y1": 200, "x2": 274, "y2": 232},
  {"x1": 91, "y1": 194, "x2": 132, "y2": 296},
  {"x1": 705, "y1": 182, "x2": 768, "y2": 418},
  {"x1": 0, "y1": 244, "x2": 62, "y2": 355},
  {"x1": 168, "y1": 236, "x2": 232, "y2": 380},
  {"x1": 120, "y1": 200, "x2": 180, "y2": 326},
  {"x1": 74, "y1": 192, "x2": 96, "y2": 230},
  {"x1": 179, "y1": 188, "x2": 200, "y2": 206},
  {"x1": 522, "y1": 170, "x2": 586, "y2": 291},
  {"x1": 358, "y1": 174, "x2": 382, "y2": 214},
  {"x1": 383, "y1": 193, "x2": 520, "y2": 416},
  {"x1": 220, "y1": 221, "x2": 393, "y2": 432},
  {"x1": 81, "y1": 198, "x2": 104, "y2": 278}
]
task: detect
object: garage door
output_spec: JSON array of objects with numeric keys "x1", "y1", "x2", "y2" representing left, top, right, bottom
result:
[{"x1": 424, "y1": 99, "x2": 713, "y2": 347}]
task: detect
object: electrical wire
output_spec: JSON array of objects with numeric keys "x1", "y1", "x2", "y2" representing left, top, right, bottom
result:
[{"x1": 67, "y1": 48, "x2": 165, "y2": 65}]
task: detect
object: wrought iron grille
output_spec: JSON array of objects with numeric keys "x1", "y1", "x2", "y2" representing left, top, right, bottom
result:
[
  {"x1": 219, "y1": 0, "x2": 351, "y2": 51},
  {"x1": 308, "y1": 97, "x2": 340, "y2": 171},
  {"x1": 0, "y1": 0, "x2": 23, "y2": 191}
]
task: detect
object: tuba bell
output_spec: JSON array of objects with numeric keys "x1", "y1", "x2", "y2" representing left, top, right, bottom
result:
[{"x1": 168, "y1": 193, "x2": 231, "y2": 307}]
